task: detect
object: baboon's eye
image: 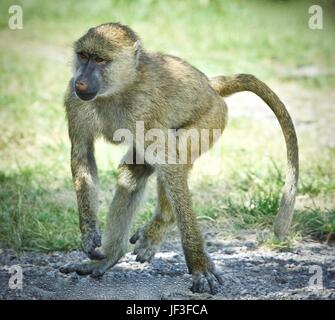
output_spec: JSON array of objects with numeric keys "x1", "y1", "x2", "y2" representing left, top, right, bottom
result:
[
  {"x1": 78, "y1": 52, "x2": 89, "y2": 61},
  {"x1": 95, "y1": 57, "x2": 106, "y2": 64}
]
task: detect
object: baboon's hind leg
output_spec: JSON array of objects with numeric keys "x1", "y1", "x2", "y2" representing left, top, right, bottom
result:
[
  {"x1": 130, "y1": 176, "x2": 175, "y2": 262},
  {"x1": 158, "y1": 165, "x2": 223, "y2": 294}
]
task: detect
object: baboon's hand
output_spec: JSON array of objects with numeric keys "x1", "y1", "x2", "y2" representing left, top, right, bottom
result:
[
  {"x1": 60, "y1": 258, "x2": 112, "y2": 278},
  {"x1": 130, "y1": 228, "x2": 159, "y2": 263},
  {"x1": 191, "y1": 270, "x2": 223, "y2": 295},
  {"x1": 59, "y1": 247, "x2": 125, "y2": 277},
  {"x1": 82, "y1": 226, "x2": 105, "y2": 260}
]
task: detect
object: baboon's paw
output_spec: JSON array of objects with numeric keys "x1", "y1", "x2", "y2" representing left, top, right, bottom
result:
[
  {"x1": 82, "y1": 227, "x2": 106, "y2": 260},
  {"x1": 59, "y1": 259, "x2": 112, "y2": 278},
  {"x1": 87, "y1": 247, "x2": 105, "y2": 261},
  {"x1": 191, "y1": 271, "x2": 223, "y2": 295},
  {"x1": 129, "y1": 228, "x2": 142, "y2": 244},
  {"x1": 130, "y1": 228, "x2": 160, "y2": 263},
  {"x1": 134, "y1": 244, "x2": 158, "y2": 263}
]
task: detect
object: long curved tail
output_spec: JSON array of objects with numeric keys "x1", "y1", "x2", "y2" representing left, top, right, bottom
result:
[{"x1": 211, "y1": 74, "x2": 299, "y2": 240}]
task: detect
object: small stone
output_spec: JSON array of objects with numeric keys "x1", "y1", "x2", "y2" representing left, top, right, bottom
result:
[
  {"x1": 275, "y1": 277, "x2": 288, "y2": 284},
  {"x1": 224, "y1": 248, "x2": 235, "y2": 255}
]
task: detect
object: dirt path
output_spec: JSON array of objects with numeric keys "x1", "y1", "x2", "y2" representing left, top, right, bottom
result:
[{"x1": 1, "y1": 224, "x2": 334, "y2": 300}]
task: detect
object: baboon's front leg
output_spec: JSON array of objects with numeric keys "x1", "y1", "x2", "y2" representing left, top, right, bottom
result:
[
  {"x1": 61, "y1": 159, "x2": 153, "y2": 277},
  {"x1": 158, "y1": 165, "x2": 223, "y2": 294},
  {"x1": 70, "y1": 136, "x2": 103, "y2": 260},
  {"x1": 130, "y1": 176, "x2": 176, "y2": 262}
]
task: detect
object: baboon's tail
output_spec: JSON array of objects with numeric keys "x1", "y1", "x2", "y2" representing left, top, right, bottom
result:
[{"x1": 210, "y1": 74, "x2": 299, "y2": 240}]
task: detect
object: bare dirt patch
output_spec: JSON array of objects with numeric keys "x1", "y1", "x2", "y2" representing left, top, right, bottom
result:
[{"x1": 1, "y1": 224, "x2": 334, "y2": 300}]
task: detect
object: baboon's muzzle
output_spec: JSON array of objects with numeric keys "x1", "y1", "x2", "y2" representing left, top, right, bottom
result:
[
  {"x1": 74, "y1": 79, "x2": 99, "y2": 101},
  {"x1": 74, "y1": 61, "x2": 100, "y2": 101}
]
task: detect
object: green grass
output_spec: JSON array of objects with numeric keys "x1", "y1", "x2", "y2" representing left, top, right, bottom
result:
[
  {"x1": 0, "y1": 170, "x2": 80, "y2": 251},
  {"x1": 0, "y1": 0, "x2": 334, "y2": 251}
]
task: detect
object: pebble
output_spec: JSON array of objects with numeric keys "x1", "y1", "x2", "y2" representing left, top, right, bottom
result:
[{"x1": 223, "y1": 248, "x2": 235, "y2": 255}]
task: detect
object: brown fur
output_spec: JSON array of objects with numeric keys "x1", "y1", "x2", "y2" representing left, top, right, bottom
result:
[{"x1": 60, "y1": 23, "x2": 299, "y2": 294}]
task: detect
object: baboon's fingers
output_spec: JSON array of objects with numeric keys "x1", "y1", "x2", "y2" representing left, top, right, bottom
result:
[
  {"x1": 60, "y1": 259, "x2": 113, "y2": 277},
  {"x1": 59, "y1": 262, "x2": 94, "y2": 275},
  {"x1": 191, "y1": 273, "x2": 206, "y2": 293},
  {"x1": 75, "y1": 263, "x2": 97, "y2": 275},
  {"x1": 213, "y1": 272, "x2": 224, "y2": 285},
  {"x1": 135, "y1": 247, "x2": 156, "y2": 263},
  {"x1": 132, "y1": 246, "x2": 139, "y2": 255},
  {"x1": 129, "y1": 229, "x2": 141, "y2": 244},
  {"x1": 132, "y1": 235, "x2": 158, "y2": 262},
  {"x1": 90, "y1": 260, "x2": 112, "y2": 278},
  {"x1": 191, "y1": 271, "x2": 223, "y2": 295},
  {"x1": 135, "y1": 254, "x2": 145, "y2": 263},
  {"x1": 59, "y1": 263, "x2": 75, "y2": 274},
  {"x1": 205, "y1": 272, "x2": 218, "y2": 295},
  {"x1": 88, "y1": 247, "x2": 106, "y2": 260},
  {"x1": 82, "y1": 228, "x2": 105, "y2": 260},
  {"x1": 142, "y1": 249, "x2": 155, "y2": 262}
]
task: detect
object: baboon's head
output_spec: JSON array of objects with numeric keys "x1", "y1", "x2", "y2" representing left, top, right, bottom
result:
[{"x1": 73, "y1": 23, "x2": 141, "y2": 101}]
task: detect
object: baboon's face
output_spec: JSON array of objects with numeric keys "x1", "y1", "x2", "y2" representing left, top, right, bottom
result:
[{"x1": 73, "y1": 24, "x2": 140, "y2": 101}]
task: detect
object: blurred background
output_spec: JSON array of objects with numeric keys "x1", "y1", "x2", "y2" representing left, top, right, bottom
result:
[{"x1": 0, "y1": 0, "x2": 334, "y2": 252}]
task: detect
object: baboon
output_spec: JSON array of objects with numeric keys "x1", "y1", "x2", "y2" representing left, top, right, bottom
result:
[{"x1": 60, "y1": 23, "x2": 299, "y2": 294}]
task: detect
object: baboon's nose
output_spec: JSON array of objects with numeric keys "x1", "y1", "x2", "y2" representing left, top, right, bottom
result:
[{"x1": 75, "y1": 80, "x2": 88, "y2": 92}]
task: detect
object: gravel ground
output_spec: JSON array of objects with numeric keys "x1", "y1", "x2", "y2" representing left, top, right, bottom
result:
[{"x1": 1, "y1": 225, "x2": 334, "y2": 300}]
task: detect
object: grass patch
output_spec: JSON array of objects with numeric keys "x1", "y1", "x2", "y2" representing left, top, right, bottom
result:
[
  {"x1": 0, "y1": 170, "x2": 80, "y2": 251},
  {"x1": 294, "y1": 208, "x2": 335, "y2": 241}
]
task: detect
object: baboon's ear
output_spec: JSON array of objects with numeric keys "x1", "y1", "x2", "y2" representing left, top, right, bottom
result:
[{"x1": 133, "y1": 40, "x2": 141, "y2": 67}]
